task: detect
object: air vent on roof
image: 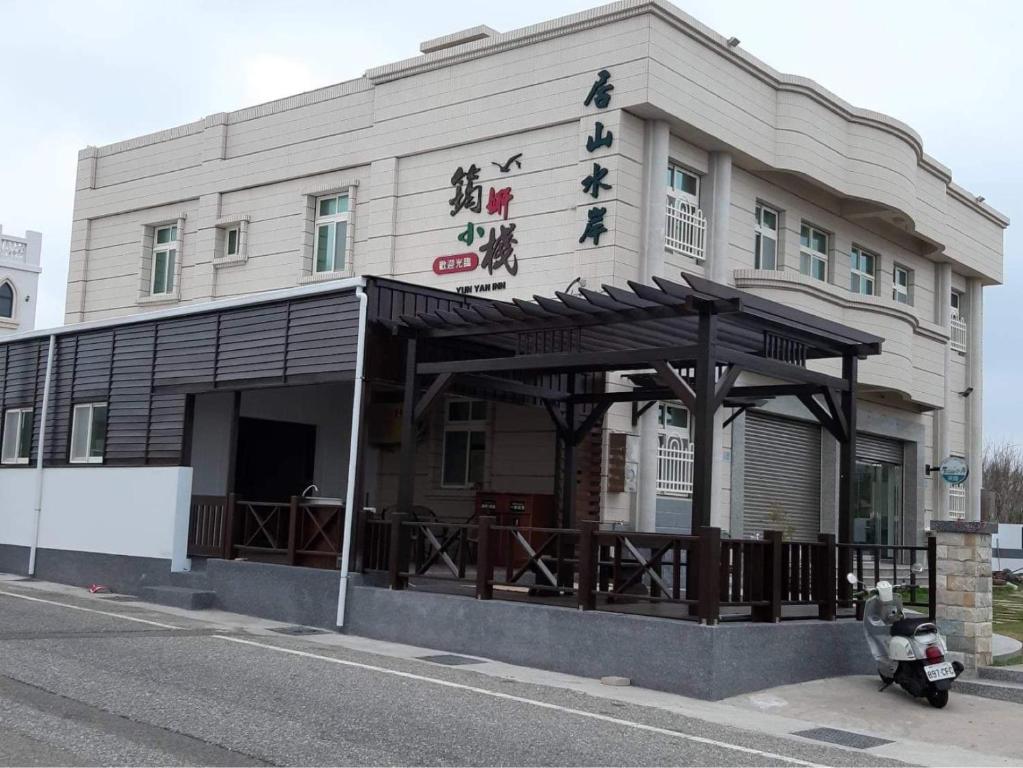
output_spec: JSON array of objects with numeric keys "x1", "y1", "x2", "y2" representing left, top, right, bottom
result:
[{"x1": 420, "y1": 25, "x2": 498, "y2": 54}]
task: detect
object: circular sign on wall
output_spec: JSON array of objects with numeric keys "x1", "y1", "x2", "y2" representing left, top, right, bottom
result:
[{"x1": 939, "y1": 455, "x2": 969, "y2": 485}]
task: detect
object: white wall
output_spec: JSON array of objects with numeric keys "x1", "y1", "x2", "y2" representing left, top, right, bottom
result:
[
  {"x1": 0, "y1": 469, "x2": 36, "y2": 546},
  {"x1": 1, "y1": 466, "x2": 192, "y2": 565}
]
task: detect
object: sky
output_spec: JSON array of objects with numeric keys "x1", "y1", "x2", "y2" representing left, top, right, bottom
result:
[{"x1": 0, "y1": 0, "x2": 1019, "y2": 441}]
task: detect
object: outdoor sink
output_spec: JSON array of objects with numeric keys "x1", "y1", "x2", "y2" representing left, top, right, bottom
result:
[{"x1": 301, "y1": 497, "x2": 344, "y2": 507}]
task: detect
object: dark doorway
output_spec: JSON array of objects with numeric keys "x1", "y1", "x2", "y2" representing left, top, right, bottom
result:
[{"x1": 235, "y1": 417, "x2": 316, "y2": 502}]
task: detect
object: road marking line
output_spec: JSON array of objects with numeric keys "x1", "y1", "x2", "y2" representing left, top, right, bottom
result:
[
  {"x1": 215, "y1": 634, "x2": 819, "y2": 767},
  {"x1": 0, "y1": 590, "x2": 180, "y2": 629}
]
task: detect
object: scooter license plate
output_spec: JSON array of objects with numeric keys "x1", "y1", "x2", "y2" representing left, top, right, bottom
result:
[{"x1": 925, "y1": 661, "x2": 956, "y2": 681}]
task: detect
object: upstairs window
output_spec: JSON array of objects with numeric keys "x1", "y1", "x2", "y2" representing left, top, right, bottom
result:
[
  {"x1": 1, "y1": 408, "x2": 32, "y2": 464},
  {"x1": 442, "y1": 399, "x2": 487, "y2": 488},
  {"x1": 70, "y1": 403, "x2": 107, "y2": 464},
  {"x1": 799, "y1": 223, "x2": 828, "y2": 282},
  {"x1": 314, "y1": 194, "x2": 349, "y2": 273},
  {"x1": 950, "y1": 289, "x2": 963, "y2": 320},
  {"x1": 666, "y1": 164, "x2": 700, "y2": 205},
  {"x1": 893, "y1": 265, "x2": 911, "y2": 305},
  {"x1": 0, "y1": 281, "x2": 13, "y2": 318},
  {"x1": 754, "y1": 204, "x2": 779, "y2": 270},
  {"x1": 151, "y1": 225, "x2": 177, "y2": 295},
  {"x1": 225, "y1": 226, "x2": 240, "y2": 257},
  {"x1": 849, "y1": 246, "x2": 877, "y2": 296}
]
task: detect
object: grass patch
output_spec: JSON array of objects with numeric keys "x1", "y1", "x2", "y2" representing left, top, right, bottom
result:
[{"x1": 994, "y1": 584, "x2": 1023, "y2": 646}]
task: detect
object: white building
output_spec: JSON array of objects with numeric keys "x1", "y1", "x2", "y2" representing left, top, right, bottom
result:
[
  {"x1": 0, "y1": 226, "x2": 42, "y2": 334},
  {"x1": 2, "y1": 1, "x2": 1008, "y2": 582}
]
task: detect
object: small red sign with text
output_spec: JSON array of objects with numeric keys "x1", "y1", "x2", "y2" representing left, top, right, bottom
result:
[{"x1": 433, "y1": 252, "x2": 479, "y2": 275}]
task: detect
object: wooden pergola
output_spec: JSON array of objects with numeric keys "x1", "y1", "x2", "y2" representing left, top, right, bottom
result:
[{"x1": 385, "y1": 273, "x2": 882, "y2": 582}]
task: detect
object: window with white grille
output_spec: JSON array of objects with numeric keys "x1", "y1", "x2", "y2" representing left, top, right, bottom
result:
[
  {"x1": 799, "y1": 223, "x2": 828, "y2": 282},
  {"x1": 754, "y1": 204, "x2": 779, "y2": 270}
]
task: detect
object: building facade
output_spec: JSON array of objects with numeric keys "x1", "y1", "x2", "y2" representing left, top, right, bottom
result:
[
  {"x1": 0, "y1": 226, "x2": 42, "y2": 334},
  {"x1": 27, "y1": 2, "x2": 1011, "y2": 551}
]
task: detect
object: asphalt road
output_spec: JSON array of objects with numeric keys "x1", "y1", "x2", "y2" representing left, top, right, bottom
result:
[{"x1": 0, "y1": 582, "x2": 909, "y2": 767}]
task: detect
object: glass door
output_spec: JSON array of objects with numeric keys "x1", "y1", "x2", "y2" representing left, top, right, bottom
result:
[{"x1": 853, "y1": 460, "x2": 903, "y2": 554}]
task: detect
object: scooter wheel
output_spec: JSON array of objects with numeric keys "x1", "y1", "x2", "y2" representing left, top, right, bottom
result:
[{"x1": 926, "y1": 689, "x2": 949, "y2": 709}]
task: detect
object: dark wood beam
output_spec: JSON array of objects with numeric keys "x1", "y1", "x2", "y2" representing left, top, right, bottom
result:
[
  {"x1": 572, "y1": 401, "x2": 612, "y2": 446},
  {"x1": 691, "y1": 311, "x2": 718, "y2": 531},
  {"x1": 413, "y1": 372, "x2": 453, "y2": 425},
  {"x1": 455, "y1": 374, "x2": 568, "y2": 403},
  {"x1": 716, "y1": 348, "x2": 850, "y2": 391},
  {"x1": 397, "y1": 338, "x2": 418, "y2": 519},
  {"x1": 838, "y1": 354, "x2": 858, "y2": 603},
  {"x1": 543, "y1": 399, "x2": 570, "y2": 439},
  {"x1": 797, "y1": 393, "x2": 843, "y2": 442},
  {"x1": 713, "y1": 364, "x2": 742, "y2": 409},
  {"x1": 417, "y1": 344, "x2": 702, "y2": 376},
  {"x1": 823, "y1": 387, "x2": 847, "y2": 442},
  {"x1": 651, "y1": 361, "x2": 697, "y2": 411}
]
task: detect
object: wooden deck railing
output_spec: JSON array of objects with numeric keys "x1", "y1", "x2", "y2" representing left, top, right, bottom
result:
[
  {"x1": 358, "y1": 509, "x2": 936, "y2": 624},
  {"x1": 187, "y1": 494, "x2": 345, "y2": 569}
]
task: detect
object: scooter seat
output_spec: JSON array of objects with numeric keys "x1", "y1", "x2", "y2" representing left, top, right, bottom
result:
[{"x1": 890, "y1": 616, "x2": 935, "y2": 637}]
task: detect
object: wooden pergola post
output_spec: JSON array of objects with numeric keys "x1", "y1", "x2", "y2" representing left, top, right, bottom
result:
[
  {"x1": 691, "y1": 309, "x2": 718, "y2": 530},
  {"x1": 396, "y1": 337, "x2": 418, "y2": 518},
  {"x1": 838, "y1": 353, "x2": 858, "y2": 603}
]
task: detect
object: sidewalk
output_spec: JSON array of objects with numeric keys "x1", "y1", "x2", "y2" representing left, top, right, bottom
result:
[{"x1": 3, "y1": 573, "x2": 1021, "y2": 766}]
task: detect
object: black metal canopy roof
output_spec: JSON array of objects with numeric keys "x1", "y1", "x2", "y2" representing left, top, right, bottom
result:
[{"x1": 394, "y1": 273, "x2": 883, "y2": 372}]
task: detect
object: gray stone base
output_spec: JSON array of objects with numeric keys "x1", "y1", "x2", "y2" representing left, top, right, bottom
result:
[
  {"x1": 0, "y1": 543, "x2": 29, "y2": 575},
  {"x1": 343, "y1": 583, "x2": 873, "y2": 700},
  {"x1": 206, "y1": 559, "x2": 340, "y2": 628},
  {"x1": 33, "y1": 548, "x2": 177, "y2": 594},
  {"x1": 0, "y1": 548, "x2": 341, "y2": 629},
  {"x1": 139, "y1": 585, "x2": 216, "y2": 610}
]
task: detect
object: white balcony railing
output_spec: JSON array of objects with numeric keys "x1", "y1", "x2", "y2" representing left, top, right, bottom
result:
[
  {"x1": 950, "y1": 314, "x2": 968, "y2": 353},
  {"x1": 657, "y1": 441, "x2": 694, "y2": 497},
  {"x1": 665, "y1": 193, "x2": 706, "y2": 262},
  {"x1": 0, "y1": 237, "x2": 28, "y2": 264},
  {"x1": 948, "y1": 484, "x2": 967, "y2": 520}
]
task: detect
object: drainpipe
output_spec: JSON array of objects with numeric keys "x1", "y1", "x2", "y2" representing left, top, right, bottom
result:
[
  {"x1": 28, "y1": 334, "x2": 56, "y2": 576},
  {"x1": 336, "y1": 282, "x2": 369, "y2": 627}
]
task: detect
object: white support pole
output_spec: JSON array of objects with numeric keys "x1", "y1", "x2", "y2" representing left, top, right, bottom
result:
[
  {"x1": 28, "y1": 334, "x2": 56, "y2": 576},
  {"x1": 336, "y1": 281, "x2": 369, "y2": 626}
]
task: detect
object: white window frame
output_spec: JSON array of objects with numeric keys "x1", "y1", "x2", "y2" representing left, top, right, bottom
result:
[
  {"x1": 151, "y1": 224, "x2": 177, "y2": 295},
  {"x1": 69, "y1": 402, "x2": 107, "y2": 464},
  {"x1": 893, "y1": 264, "x2": 911, "y2": 305},
  {"x1": 849, "y1": 246, "x2": 877, "y2": 296},
  {"x1": 754, "y1": 204, "x2": 779, "y2": 270},
  {"x1": 666, "y1": 163, "x2": 700, "y2": 206},
  {"x1": 1, "y1": 408, "x2": 33, "y2": 465},
  {"x1": 799, "y1": 223, "x2": 829, "y2": 282},
  {"x1": 440, "y1": 399, "x2": 488, "y2": 489},
  {"x1": 313, "y1": 193, "x2": 350, "y2": 274}
]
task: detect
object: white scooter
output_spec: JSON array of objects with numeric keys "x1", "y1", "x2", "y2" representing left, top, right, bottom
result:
[{"x1": 847, "y1": 568, "x2": 964, "y2": 708}]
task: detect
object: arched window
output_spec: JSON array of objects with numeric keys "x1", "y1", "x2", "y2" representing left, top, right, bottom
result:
[{"x1": 0, "y1": 282, "x2": 14, "y2": 319}]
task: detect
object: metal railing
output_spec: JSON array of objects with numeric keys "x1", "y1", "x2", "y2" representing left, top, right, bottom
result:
[
  {"x1": 948, "y1": 485, "x2": 967, "y2": 519},
  {"x1": 950, "y1": 315, "x2": 968, "y2": 353},
  {"x1": 657, "y1": 442, "x2": 694, "y2": 496},
  {"x1": 664, "y1": 193, "x2": 706, "y2": 262}
]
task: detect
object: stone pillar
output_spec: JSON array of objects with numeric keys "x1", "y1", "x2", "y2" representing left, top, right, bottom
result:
[
  {"x1": 703, "y1": 151, "x2": 732, "y2": 530},
  {"x1": 636, "y1": 119, "x2": 669, "y2": 532},
  {"x1": 966, "y1": 278, "x2": 984, "y2": 522},
  {"x1": 932, "y1": 263, "x2": 952, "y2": 522},
  {"x1": 932, "y1": 519, "x2": 995, "y2": 671}
]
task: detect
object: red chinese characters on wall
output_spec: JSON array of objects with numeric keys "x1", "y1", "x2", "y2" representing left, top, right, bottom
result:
[{"x1": 432, "y1": 252, "x2": 480, "y2": 275}]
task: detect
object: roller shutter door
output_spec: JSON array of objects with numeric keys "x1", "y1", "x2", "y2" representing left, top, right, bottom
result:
[
  {"x1": 857, "y1": 433, "x2": 903, "y2": 465},
  {"x1": 744, "y1": 413, "x2": 821, "y2": 541}
]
